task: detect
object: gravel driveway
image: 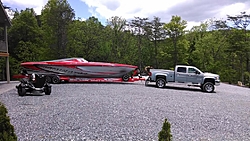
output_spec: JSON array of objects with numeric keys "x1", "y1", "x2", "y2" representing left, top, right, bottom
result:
[{"x1": 0, "y1": 82, "x2": 249, "y2": 141}]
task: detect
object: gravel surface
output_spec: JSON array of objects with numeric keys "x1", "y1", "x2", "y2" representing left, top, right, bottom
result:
[{"x1": 0, "y1": 82, "x2": 250, "y2": 141}]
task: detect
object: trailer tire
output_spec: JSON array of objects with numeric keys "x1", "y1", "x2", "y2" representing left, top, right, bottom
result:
[
  {"x1": 202, "y1": 82, "x2": 214, "y2": 93},
  {"x1": 52, "y1": 75, "x2": 60, "y2": 84},
  {"x1": 156, "y1": 78, "x2": 166, "y2": 88},
  {"x1": 122, "y1": 74, "x2": 130, "y2": 82}
]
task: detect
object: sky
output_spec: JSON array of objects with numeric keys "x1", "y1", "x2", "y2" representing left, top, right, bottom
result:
[{"x1": 1, "y1": 0, "x2": 250, "y2": 29}]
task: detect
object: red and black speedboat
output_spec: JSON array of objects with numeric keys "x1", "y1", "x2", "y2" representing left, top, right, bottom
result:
[{"x1": 19, "y1": 58, "x2": 139, "y2": 83}]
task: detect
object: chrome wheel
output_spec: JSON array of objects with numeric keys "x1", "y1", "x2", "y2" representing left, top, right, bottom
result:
[
  {"x1": 156, "y1": 78, "x2": 166, "y2": 88},
  {"x1": 203, "y1": 82, "x2": 215, "y2": 93}
]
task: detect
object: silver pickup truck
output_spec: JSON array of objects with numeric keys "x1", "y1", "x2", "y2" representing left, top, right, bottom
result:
[{"x1": 145, "y1": 65, "x2": 220, "y2": 93}]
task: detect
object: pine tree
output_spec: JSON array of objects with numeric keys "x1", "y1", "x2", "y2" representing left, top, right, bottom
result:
[
  {"x1": 158, "y1": 118, "x2": 172, "y2": 141},
  {"x1": 0, "y1": 102, "x2": 17, "y2": 141}
]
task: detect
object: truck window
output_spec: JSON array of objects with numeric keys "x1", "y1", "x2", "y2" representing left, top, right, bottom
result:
[
  {"x1": 177, "y1": 67, "x2": 186, "y2": 73},
  {"x1": 188, "y1": 68, "x2": 197, "y2": 73}
]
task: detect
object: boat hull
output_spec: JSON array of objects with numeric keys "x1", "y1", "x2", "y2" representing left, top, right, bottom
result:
[
  {"x1": 23, "y1": 64, "x2": 136, "y2": 78},
  {"x1": 20, "y1": 58, "x2": 138, "y2": 80}
]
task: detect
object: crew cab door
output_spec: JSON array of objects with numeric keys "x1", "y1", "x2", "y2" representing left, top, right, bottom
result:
[
  {"x1": 175, "y1": 66, "x2": 188, "y2": 83},
  {"x1": 186, "y1": 67, "x2": 203, "y2": 83}
]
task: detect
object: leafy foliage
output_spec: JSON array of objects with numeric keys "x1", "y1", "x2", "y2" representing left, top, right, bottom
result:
[
  {"x1": 41, "y1": 0, "x2": 75, "y2": 59},
  {"x1": 0, "y1": 0, "x2": 249, "y2": 86},
  {"x1": 0, "y1": 102, "x2": 17, "y2": 141},
  {"x1": 158, "y1": 118, "x2": 172, "y2": 141},
  {"x1": 164, "y1": 16, "x2": 187, "y2": 66}
]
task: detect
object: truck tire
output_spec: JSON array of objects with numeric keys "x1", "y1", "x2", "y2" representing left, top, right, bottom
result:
[
  {"x1": 202, "y1": 82, "x2": 215, "y2": 93},
  {"x1": 156, "y1": 78, "x2": 166, "y2": 88}
]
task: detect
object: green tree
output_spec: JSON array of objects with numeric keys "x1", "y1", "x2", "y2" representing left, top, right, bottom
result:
[
  {"x1": 7, "y1": 8, "x2": 46, "y2": 78},
  {"x1": 164, "y1": 16, "x2": 187, "y2": 66},
  {"x1": 67, "y1": 17, "x2": 104, "y2": 61},
  {"x1": 8, "y1": 8, "x2": 45, "y2": 61},
  {"x1": 145, "y1": 16, "x2": 165, "y2": 68},
  {"x1": 106, "y1": 16, "x2": 127, "y2": 62},
  {"x1": 0, "y1": 102, "x2": 17, "y2": 141},
  {"x1": 158, "y1": 118, "x2": 172, "y2": 141},
  {"x1": 193, "y1": 31, "x2": 227, "y2": 72},
  {"x1": 186, "y1": 22, "x2": 208, "y2": 65},
  {"x1": 227, "y1": 12, "x2": 250, "y2": 83},
  {"x1": 130, "y1": 17, "x2": 149, "y2": 69},
  {"x1": 41, "y1": 0, "x2": 75, "y2": 59}
]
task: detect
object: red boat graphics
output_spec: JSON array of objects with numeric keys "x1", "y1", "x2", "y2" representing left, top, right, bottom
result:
[{"x1": 19, "y1": 58, "x2": 139, "y2": 83}]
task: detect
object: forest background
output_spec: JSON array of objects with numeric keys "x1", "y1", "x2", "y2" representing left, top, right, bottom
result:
[{"x1": 0, "y1": 0, "x2": 250, "y2": 85}]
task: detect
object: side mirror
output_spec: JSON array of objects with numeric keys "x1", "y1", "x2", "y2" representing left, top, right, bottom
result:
[{"x1": 195, "y1": 71, "x2": 200, "y2": 74}]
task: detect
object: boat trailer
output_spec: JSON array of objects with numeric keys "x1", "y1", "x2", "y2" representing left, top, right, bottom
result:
[
  {"x1": 59, "y1": 76, "x2": 146, "y2": 83},
  {"x1": 13, "y1": 68, "x2": 147, "y2": 84}
]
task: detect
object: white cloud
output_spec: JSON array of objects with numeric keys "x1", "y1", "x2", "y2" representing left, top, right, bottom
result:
[
  {"x1": 217, "y1": 2, "x2": 250, "y2": 19},
  {"x1": 81, "y1": 0, "x2": 187, "y2": 19},
  {"x1": 2, "y1": 0, "x2": 48, "y2": 15},
  {"x1": 186, "y1": 21, "x2": 201, "y2": 30},
  {"x1": 81, "y1": 0, "x2": 250, "y2": 29},
  {"x1": 2, "y1": 0, "x2": 250, "y2": 30}
]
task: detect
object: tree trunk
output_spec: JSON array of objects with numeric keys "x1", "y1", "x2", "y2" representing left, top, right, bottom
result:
[
  {"x1": 173, "y1": 37, "x2": 177, "y2": 66},
  {"x1": 154, "y1": 39, "x2": 158, "y2": 68},
  {"x1": 138, "y1": 35, "x2": 142, "y2": 70}
]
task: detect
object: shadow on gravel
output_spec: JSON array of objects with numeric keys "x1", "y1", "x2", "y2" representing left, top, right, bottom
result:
[
  {"x1": 146, "y1": 84, "x2": 204, "y2": 92},
  {"x1": 22, "y1": 93, "x2": 45, "y2": 96},
  {"x1": 12, "y1": 92, "x2": 45, "y2": 97}
]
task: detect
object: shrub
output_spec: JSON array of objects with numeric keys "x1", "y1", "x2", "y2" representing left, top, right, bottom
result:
[
  {"x1": 158, "y1": 118, "x2": 172, "y2": 141},
  {"x1": 0, "y1": 102, "x2": 17, "y2": 141}
]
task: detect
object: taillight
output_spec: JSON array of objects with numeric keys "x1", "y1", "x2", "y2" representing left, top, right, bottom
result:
[{"x1": 31, "y1": 73, "x2": 36, "y2": 81}]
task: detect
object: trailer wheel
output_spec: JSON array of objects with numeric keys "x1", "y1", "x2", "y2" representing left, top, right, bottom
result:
[
  {"x1": 156, "y1": 78, "x2": 166, "y2": 88},
  {"x1": 122, "y1": 74, "x2": 130, "y2": 82},
  {"x1": 52, "y1": 76, "x2": 60, "y2": 84},
  {"x1": 17, "y1": 85, "x2": 26, "y2": 96},
  {"x1": 202, "y1": 82, "x2": 214, "y2": 93}
]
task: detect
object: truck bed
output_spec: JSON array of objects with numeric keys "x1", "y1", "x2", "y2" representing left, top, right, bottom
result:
[{"x1": 150, "y1": 69, "x2": 175, "y2": 82}]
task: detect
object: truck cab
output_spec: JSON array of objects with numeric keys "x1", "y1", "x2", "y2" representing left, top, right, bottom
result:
[{"x1": 146, "y1": 65, "x2": 220, "y2": 93}]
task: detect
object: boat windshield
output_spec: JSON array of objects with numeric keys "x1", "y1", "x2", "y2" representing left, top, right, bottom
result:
[
  {"x1": 75, "y1": 58, "x2": 88, "y2": 62},
  {"x1": 45, "y1": 58, "x2": 88, "y2": 62}
]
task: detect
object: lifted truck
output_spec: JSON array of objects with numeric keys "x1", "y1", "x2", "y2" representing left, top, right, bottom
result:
[{"x1": 145, "y1": 65, "x2": 220, "y2": 93}]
